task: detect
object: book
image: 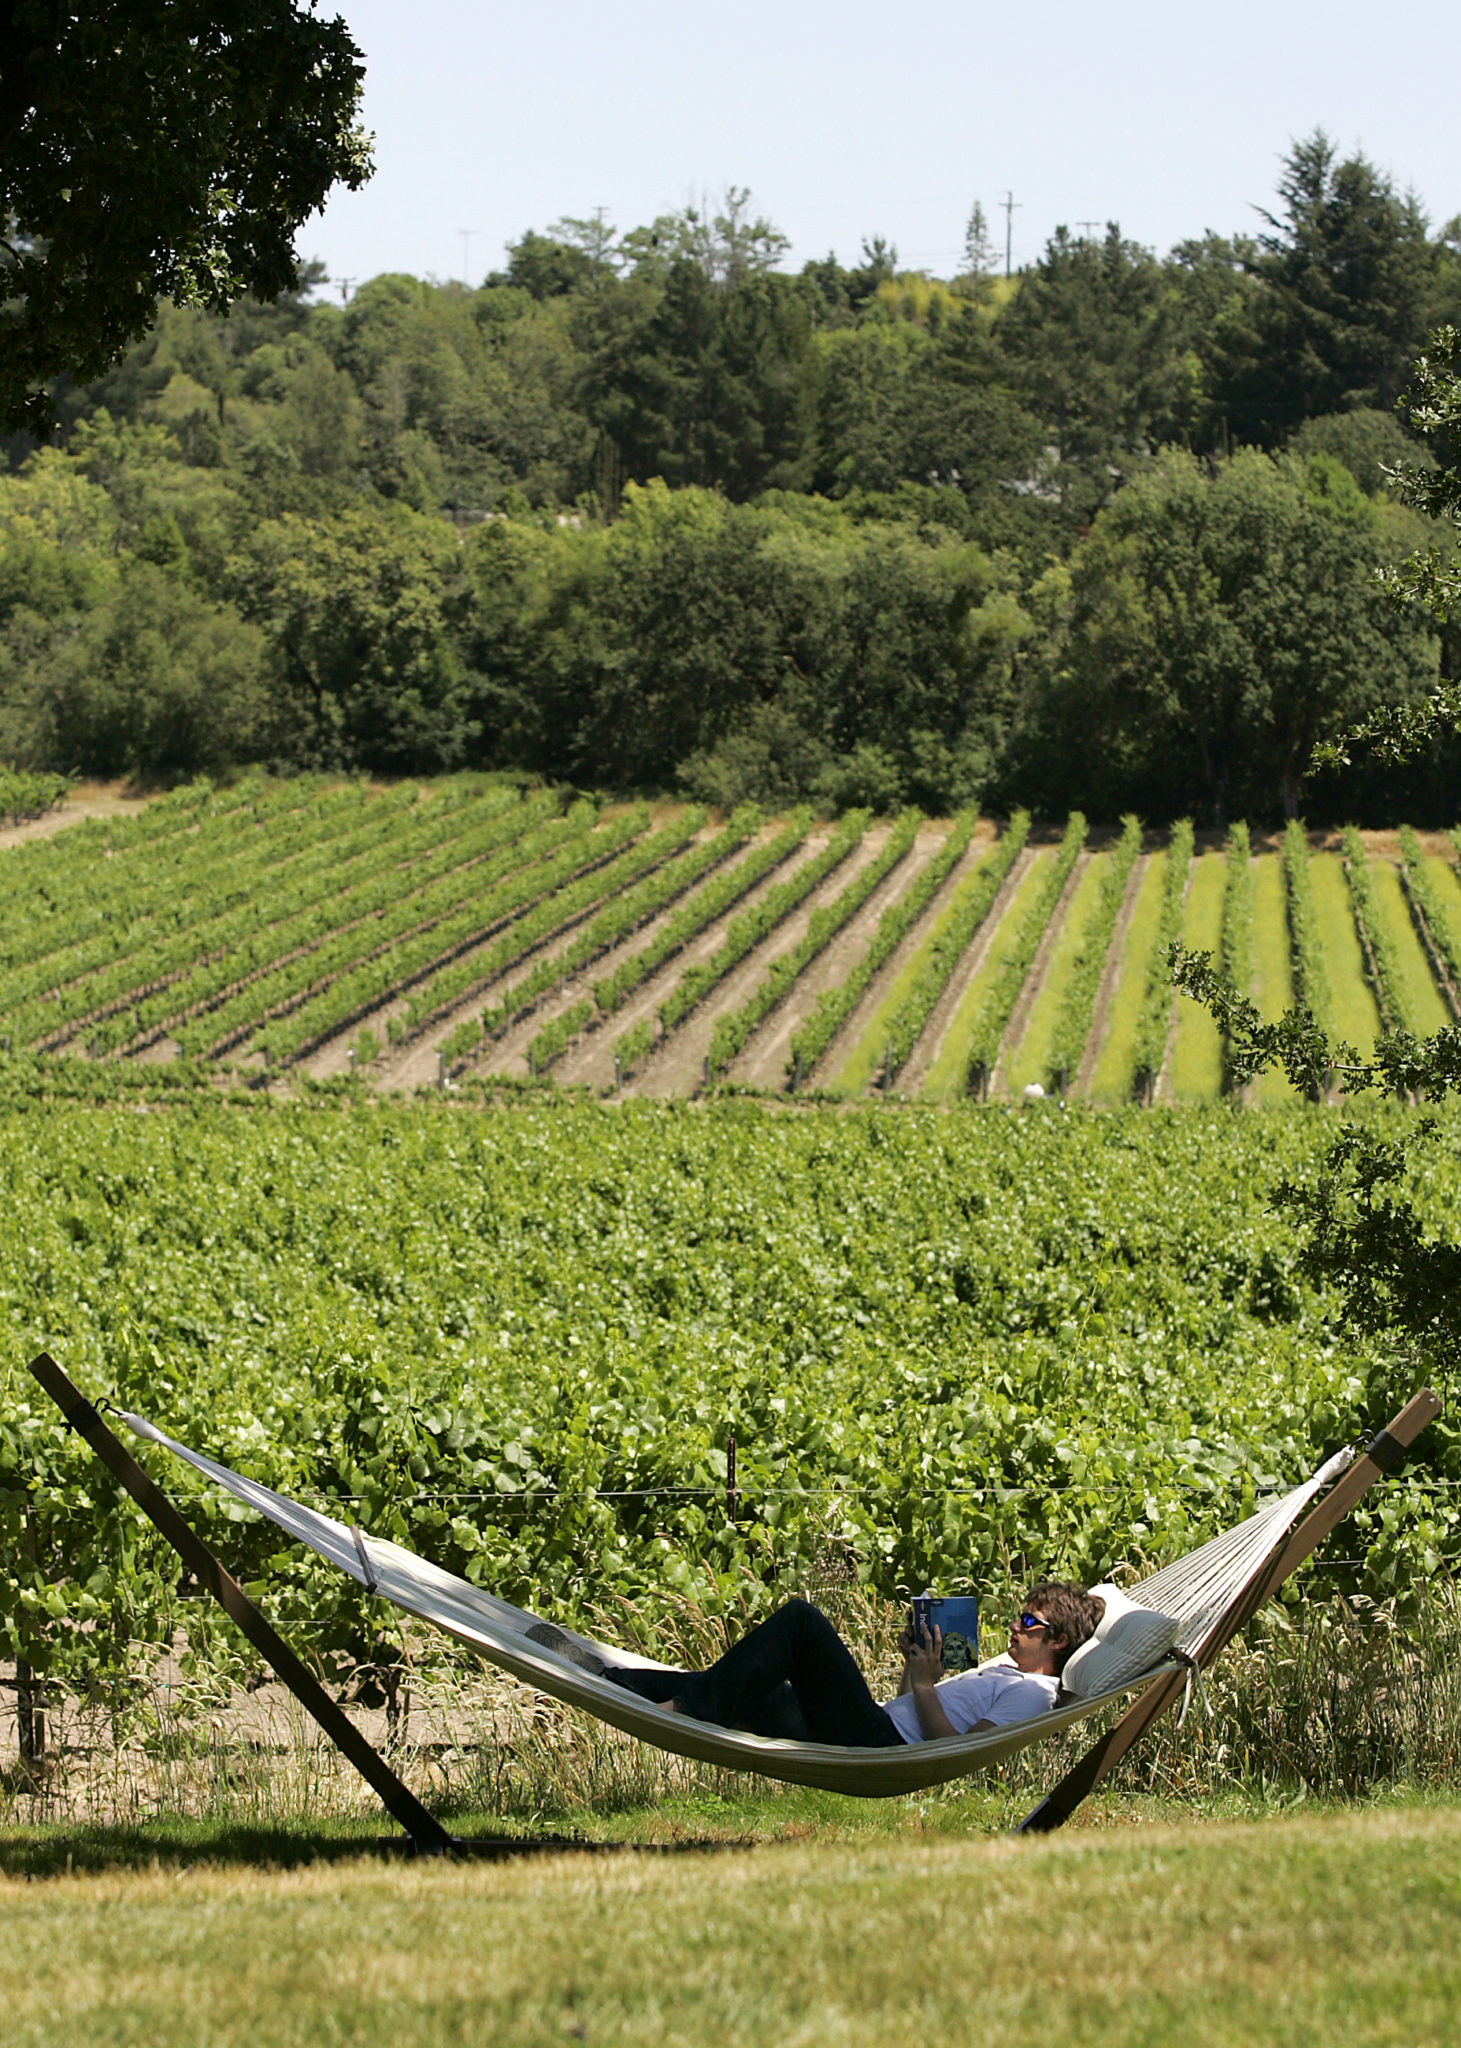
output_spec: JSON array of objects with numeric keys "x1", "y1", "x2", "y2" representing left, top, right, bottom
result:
[{"x1": 912, "y1": 1595, "x2": 979, "y2": 1673}]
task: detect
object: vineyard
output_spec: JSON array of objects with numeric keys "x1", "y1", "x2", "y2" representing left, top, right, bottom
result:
[
  {"x1": 4, "y1": 1096, "x2": 1458, "y2": 1711},
  {"x1": 4, "y1": 781, "x2": 1461, "y2": 1767},
  {"x1": 2, "y1": 776, "x2": 1459, "y2": 1104}
]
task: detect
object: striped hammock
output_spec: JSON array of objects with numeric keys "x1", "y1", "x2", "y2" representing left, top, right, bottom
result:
[{"x1": 121, "y1": 1410, "x2": 1357, "y2": 1798}]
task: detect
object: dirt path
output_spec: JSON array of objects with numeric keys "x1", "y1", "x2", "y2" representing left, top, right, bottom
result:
[
  {"x1": 800, "y1": 825, "x2": 994, "y2": 1090},
  {"x1": 893, "y1": 844, "x2": 1037, "y2": 1098},
  {"x1": 629, "y1": 831, "x2": 880, "y2": 1099},
  {"x1": 989, "y1": 850, "x2": 1090, "y2": 1098},
  {"x1": 552, "y1": 832, "x2": 829, "y2": 1094},
  {"x1": 725, "y1": 828, "x2": 935, "y2": 1091},
  {"x1": 1073, "y1": 853, "x2": 1147, "y2": 1097},
  {"x1": 0, "y1": 784, "x2": 152, "y2": 853}
]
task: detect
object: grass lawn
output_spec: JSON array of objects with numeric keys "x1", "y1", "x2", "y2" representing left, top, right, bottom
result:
[
  {"x1": 1250, "y1": 854, "x2": 1299, "y2": 1105},
  {"x1": 1168, "y1": 851, "x2": 1226, "y2": 1101},
  {"x1": 1368, "y1": 859, "x2": 1451, "y2": 1034},
  {"x1": 1309, "y1": 853, "x2": 1381, "y2": 1057},
  {"x1": 1005, "y1": 849, "x2": 1108, "y2": 1096},
  {"x1": 919, "y1": 851, "x2": 1052, "y2": 1102},
  {"x1": 831, "y1": 839, "x2": 1000, "y2": 1095},
  {"x1": 5, "y1": 1799, "x2": 1460, "y2": 2046}
]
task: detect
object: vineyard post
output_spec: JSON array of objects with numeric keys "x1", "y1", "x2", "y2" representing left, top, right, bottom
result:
[
  {"x1": 436, "y1": 1049, "x2": 445, "y2": 1090},
  {"x1": 16, "y1": 1502, "x2": 45, "y2": 1770},
  {"x1": 614, "y1": 1055, "x2": 622, "y2": 1090},
  {"x1": 726, "y1": 1433, "x2": 738, "y2": 1524}
]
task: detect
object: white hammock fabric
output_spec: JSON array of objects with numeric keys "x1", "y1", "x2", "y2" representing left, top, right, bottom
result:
[{"x1": 123, "y1": 1411, "x2": 1355, "y2": 1798}]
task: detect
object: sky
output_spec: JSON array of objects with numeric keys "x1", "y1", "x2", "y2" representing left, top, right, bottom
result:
[{"x1": 304, "y1": 0, "x2": 1461, "y2": 294}]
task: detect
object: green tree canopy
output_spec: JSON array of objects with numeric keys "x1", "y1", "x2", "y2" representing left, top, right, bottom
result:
[
  {"x1": 1026, "y1": 446, "x2": 1437, "y2": 823},
  {"x1": 1208, "y1": 131, "x2": 1457, "y2": 446},
  {"x1": 0, "y1": 0, "x2": 371, "y2": 432}
]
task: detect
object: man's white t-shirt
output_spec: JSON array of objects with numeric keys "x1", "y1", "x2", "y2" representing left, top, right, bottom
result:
[{"x1": 882, "y1": 1654, "x2": 1059, "y2": 1745}]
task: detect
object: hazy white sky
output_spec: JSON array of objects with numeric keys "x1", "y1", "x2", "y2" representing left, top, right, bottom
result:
[{"x1": 304, "y1": 0, "x2": 1460, "y2": 292}]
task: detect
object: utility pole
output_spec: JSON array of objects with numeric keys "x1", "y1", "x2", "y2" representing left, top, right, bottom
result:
[
  {"x1": 1077, "y1": 220, "x2": 1102, "y2": 242},
  {"x1": 458, "y1": 228, "x2": 483, "y2": 285},
  {"x1": 1001, "y1": 190, "x2": 1022, "y2": 278},
  {"x1": 336, "y1": 277, "x2": 357, "y2": 306}
]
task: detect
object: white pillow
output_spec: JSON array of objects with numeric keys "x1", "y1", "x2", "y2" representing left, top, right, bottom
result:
[{"x1": 1060, "y1": 1581, "x2": 1181, "y2": 1699}]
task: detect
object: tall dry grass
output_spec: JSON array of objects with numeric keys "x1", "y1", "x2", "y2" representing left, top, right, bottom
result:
[{"x1": 5, "y1": 1578, "x2": 1460, "y2": 1831}]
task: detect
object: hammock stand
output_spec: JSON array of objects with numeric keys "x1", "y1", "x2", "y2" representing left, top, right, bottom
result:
[{"x1": 27, "y1": 1352, "x2": 1439, "y2": 1855}]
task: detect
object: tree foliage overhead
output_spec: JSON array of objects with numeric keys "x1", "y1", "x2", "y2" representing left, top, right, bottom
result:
[{"x1": 0, "y1": 0, "x2": 371, "y2": 433}]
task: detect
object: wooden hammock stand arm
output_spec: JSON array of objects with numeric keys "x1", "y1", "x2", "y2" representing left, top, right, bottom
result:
[
  {"x1": 27, "y1": 1350, "x2": 514, "y2": 1859},
  {"x1": 1016, "y1": 1384, "x2": 1442, "y2": 1833}
]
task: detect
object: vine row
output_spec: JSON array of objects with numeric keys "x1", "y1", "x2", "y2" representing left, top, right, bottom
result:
[
  {"x1": 1046, "y1": 813, "x2": 1142, "y2": 1091},
  {"x1": 1281, "y1": 820, "x2": 1333, "y2": 1092},
  {"x1": 786, "y1": 810, "x2": 981, "y2": 1086},
  {"x1": 1219, "y1": 821, "x2": 1254, "y2": 1093},
  {"x1": 960, "y1": 812, "x2": 1087, "y2": 1096},
  {"x1": 1131, "y1": 818, "x2": 1194, "y2": 1103},
  {"x1": 656, "y1": 809, "x2": 860, "y2": 1033},
  {"x1": 706, "y1": 809, "x2": 916, "y2": 1078},
  {"x1": 879, "y1": 810, "x2": 1032, "y2": 1087}
]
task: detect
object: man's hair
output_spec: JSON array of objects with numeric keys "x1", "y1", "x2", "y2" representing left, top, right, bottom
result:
[{"x1": 1022, "y1": 1581, "x2": 1103, "y2": 1673}]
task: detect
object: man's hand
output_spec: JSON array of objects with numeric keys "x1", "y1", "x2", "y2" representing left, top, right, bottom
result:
[
  {"x1": 898, "y1": 1620, "x2": 944, "y2": 1691},
  {"x1": 896, "y1": 1619, "x2": 957, "y2": 1739}
]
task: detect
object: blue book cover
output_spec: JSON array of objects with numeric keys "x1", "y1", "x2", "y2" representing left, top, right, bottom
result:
[{"x1": 928, "y1": 1597, "x2": 980, "y2": 1673}]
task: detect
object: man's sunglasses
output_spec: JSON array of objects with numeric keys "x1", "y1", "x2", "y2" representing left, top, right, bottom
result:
[{"x1": 1015, "y1": 1611, "x2": 1055, "y2": 1635}]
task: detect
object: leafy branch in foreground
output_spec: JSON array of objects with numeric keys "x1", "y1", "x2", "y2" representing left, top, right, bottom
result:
[
  {"x1": 1272, "y1": 1122, "x2": 1461, "y2": 1366},
  {"x1": 1172, "y1": 943, "x2": 1461, "y2": 1388},
  {"x1": 1169, "y1": 945, "x2": 1461, "y2": 1101}
]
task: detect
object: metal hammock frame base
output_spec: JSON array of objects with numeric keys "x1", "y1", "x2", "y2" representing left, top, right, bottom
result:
[{"x1": 27, "y1": 1352, "x2": 1439, "y2": 1855}]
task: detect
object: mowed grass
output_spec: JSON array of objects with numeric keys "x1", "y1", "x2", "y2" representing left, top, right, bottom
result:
[
  {"x1": 1168, "y1": 850, "x2": 1226, "y2": 1101},
  {"x1": 5, "y1": 1806, "x2": 1461, "y2": 2047},
  {"x1": 1309, "y1": 853, "x2": 1381, "y2": 1056},
  {"x1": 831, "y1": 839, "x2": 1000, "y2": 1095},
  {"x1": 1086, "y1": 853, "x2": 1165, "y2": 1102},
  {"x1": 919, "y1": 850, "x2": 1052, "y2": 1102},
  {"x1": 1424, "y1": 852, "x2": 1461, "y2": 948},
  {"x1": 1368, "y1": 858, "x2": 1451, "y2": 1034},
  {"x1": 1005, "y1": 849, "x2": 1108, "y2": 1095},
  {"x1": 1250, "y1": 854, "x2": 1299, "y2": 1104}
]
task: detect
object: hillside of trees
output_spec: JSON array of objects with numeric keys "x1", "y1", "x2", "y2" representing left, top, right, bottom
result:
[{"x1": 1, "y1": 133, "x2": 1458, "y2": 821}]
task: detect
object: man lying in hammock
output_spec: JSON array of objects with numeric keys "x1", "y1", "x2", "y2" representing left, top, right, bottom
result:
[{"x1": 606, "y1": 1581, "x2": 1102, "y2": 1746}]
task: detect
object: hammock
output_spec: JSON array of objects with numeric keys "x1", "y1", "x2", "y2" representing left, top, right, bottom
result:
[{"x1": 118, "y1": 1408, "x2": 1360, "y2": 1799}]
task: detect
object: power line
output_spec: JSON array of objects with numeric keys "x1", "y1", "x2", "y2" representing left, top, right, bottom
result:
[
  {"x1": 1001, "y1": 190, "x2": 1022, "y2": 277},
  {"x1": 457, "y1": 228, "x2": 484, "y2": 285}
]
